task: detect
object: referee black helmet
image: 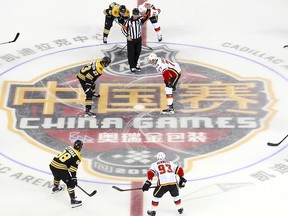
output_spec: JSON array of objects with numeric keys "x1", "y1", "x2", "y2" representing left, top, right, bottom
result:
[{"x1": 132, "y1": 8, "x2": 140, "y2": 15}]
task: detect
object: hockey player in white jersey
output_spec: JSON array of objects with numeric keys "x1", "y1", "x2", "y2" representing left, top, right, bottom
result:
[
  {"x1": 142, "y1": 152, "x2": 187, "y2": 215},
  {"x1": 148, "y1": 53, "x2": 182, "y2": 114},
  {"x1": 138, "y1": 2, "x2": 162, "y2": 42}
]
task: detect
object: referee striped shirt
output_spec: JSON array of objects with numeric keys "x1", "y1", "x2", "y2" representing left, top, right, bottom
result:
[{"x1": 122, "y1": 17, "x2": 144, "y2": 39}]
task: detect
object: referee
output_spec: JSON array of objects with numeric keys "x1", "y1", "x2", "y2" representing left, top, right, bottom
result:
[{"x1": 122, "y1": 8, "x2": 144, "y2": 73}]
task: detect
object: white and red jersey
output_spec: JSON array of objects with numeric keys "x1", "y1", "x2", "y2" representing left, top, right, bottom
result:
[
  {"x1": 148, "y1": 160, "x2": 184, "y2": 186},
  {"x1": 154, "y1": 57, "x2": 182, "y2": 83},
  {"x1": 142, "y1": 2, "x2": 161, "y2": 13},
  {"x1": 140, "y1": 2, "x2": 160, "y2": 20}
]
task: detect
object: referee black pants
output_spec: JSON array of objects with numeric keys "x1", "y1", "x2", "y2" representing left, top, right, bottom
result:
[{"x1": 127, "y1": 37, "x2": 142, "y2": 69}]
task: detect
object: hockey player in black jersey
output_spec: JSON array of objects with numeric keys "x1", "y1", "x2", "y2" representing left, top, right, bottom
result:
[
  {"x1": 76, "y1": 56, "x2": 111, "y2": 118},
  {"x1": 103, "y1": 2, "x2": 130, "y2": 43},
  {"x1": 49, "y1": 140, "x2": 84, "y2": 208}
]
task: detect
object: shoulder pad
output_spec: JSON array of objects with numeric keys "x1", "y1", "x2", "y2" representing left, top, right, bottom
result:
[
  {"x1": 96, "y1": 60, "x2": 104, "y2": 74},
  {"x1": 112, "y1": 7, "x2": 120, "y2": 17},
  {"x1": 124, "y1": 9, "x2": 130, "y2": 17}
]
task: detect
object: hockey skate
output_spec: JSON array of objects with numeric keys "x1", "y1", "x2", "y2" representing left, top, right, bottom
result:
[
  {"x1": 52, "y1": 186, "x2": 63, "y2": 194},
  {"x1": 71, "y1": 199, "x2": 82, "y2": 208},
  {"x1": 92, "y1": 93, "x2": 100, "y2": 98},
  {"x1": 103, "y1": 37, "x2": 107, "y2": 44},
  {"x1": 157, "y1": 34, "x2": 162, "y2": 42},
  {"x1": 130, "y1": 68, "x2": 137, "y2": 73},
  {"x1": 84, "y1": 110, "x2": 97, "y2": 118},
  {"x1": 147, "y1": 210, "x2": 156, "y2": 216},
  {"x1": 136, "y1": 63, "x2": 141, "y2": 72},
  {"x1": 161, "y1": 106, "x2": 174, "y2": 114},
  {"x1": 178, "y1": 207, "x2": 184, "y2": 214}
]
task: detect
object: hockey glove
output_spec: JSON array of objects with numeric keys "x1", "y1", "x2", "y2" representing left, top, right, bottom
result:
[
  {"x1": 85, "y1": 83, "x2": 92, "y2": 93},
  {"x1": 142, "y1": 180, "x2": 152, "y2": 191},
  {"x1": 85, "y1": 83, "x2": 92, "y2": 88},
  {"x1": 179, "y1": 177, "x2": 187, "y2": 188},
  {"x1": 167, "y1": 81, "x2": 174, "y2": 88},
  {"x1": 71, "y1": 177, "x2": 78, "y2": 187}
]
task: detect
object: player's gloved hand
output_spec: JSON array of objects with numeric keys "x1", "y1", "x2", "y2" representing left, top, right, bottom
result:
[
  {"x1": 179, "y1": 177, "x2": 187, "y2": 188},
  {"x1": 85, "y1": 83, "x2": 92, "y2": 88},
  {"x1": 71, "y1": 177, "x2": 78, "y2": 187},
  {"x1": 167, "y1": 81, "x2": 174, "y2": 88},
  {"x1": 142, "y1": 180, "x2": 152, "y2": 191},
  {"x1": 85, "y1": 83, "x2": 92, "y2": 93}
]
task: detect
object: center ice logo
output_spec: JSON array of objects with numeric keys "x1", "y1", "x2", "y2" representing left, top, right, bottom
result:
[{"x1": 2, "y1": 45, "x2": 276, "y2": 179}]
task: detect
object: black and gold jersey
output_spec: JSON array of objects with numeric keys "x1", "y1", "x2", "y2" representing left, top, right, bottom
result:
[
  {"x1": 103, "y1": 2, "x2": 120, "y2": 16},
  {"x1": 50, "y1": 146, "x2": 82, "y2": 177},
  {"x1": 76, "y1": 59, "x2": 104, "y2": 84},
  {"x1": 112, "y1": 7, "x2": 130, "y2": 19},
  {"x1": 103, "y1": 2, "x2": 130, "y2": 19}
]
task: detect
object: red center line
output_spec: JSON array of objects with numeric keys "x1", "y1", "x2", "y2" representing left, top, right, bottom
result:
[
  {"x1": 129, "y1": 1, "x2": 148, "y2": 216},
  {"x1": 139, "y1": 0, "x2": 147, "y2": 46},
  {"x1": 130, "y1": 181, "x2": 144, "y2": 216}
]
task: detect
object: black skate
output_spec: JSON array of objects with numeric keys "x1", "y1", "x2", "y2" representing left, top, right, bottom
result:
[
  {"x1": 161, "y1": 107, "x2": 175, "y2": 114},
  {"x1": 52, "y1": 186, "x2": 63, "y2": 194},
  {"x1": 103, "y1": 37, "x2": 107, "y2": 44},
  {"x1": 178, "y1": 207, "x2": 184, "y2": 214},
  {"x1": 84, "y1": 110, "x2": 97, "y2": 118},
  {"x1": 147, "y1": 210, "x2": 156, "y2": 216},
  {"x1": 158, "y1": 35, "x2": 162, "y2": 42},
  {"x1": 71, "y1": 199, "x2": 82, "y2": 208},
  {"x1": 93, "y1": 93, "x2": 100, "y2": 98}
]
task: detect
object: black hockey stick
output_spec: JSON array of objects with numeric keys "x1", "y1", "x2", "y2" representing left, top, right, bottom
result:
[
  {"x1": 118, "y1": 45, "x2": 127, "y2": 55},
  {"x1": 0, "y1": 33, "x2": 20, "y2": 45},
  {"x1": 143, "y1": 44, "x2": 153, "y2": 50},
  {"x1": 112, "y1": 185, "x2": 157, "y2": 192},
  {"x1": 284, "y1": 45, "x2": 288, "y2": 48},
  {"x1": 76, "y1": 185, "x2": 97, "y2": 197},
  {"x1": 267, "y1": 134, "x2": 288, "y2": 146}
]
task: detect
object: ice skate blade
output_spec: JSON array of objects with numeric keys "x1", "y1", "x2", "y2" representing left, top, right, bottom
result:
[
  {"x1": 161, "y1": 111, "x2": 175, "y2": 115},
  {"x1": 71, "y1": 203, "x2": 82, "y2": 208}
]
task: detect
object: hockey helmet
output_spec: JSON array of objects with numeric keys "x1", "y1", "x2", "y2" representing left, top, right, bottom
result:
[
  {"x1": 138, "y1": 5, "x2": 147, "y2": 14},
  {"x1": 148, "y1": 53, "x2": 158, "y2": 65},
  {"x1": 101, "y1": 56, "x2": 111, "y2": 67},
  {"x1": 119, "y1": 5, "x2": 126, "y2": 13},
  {"x1": 74, "y1": 140, "x2": 83, "y2": 151},
  {"x1": 156, "y1": 152, "x2": 166, "y2": 161},
  {"x1": 132, "y1": 8, "x2": 140, "y2": 15}
]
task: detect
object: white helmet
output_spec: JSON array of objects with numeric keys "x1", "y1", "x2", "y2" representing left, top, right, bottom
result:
[
  {"x1": 156, "y1": 152, "x2": 166, "y2": 161},
  {"x1": 148, "y1": 53, "x2": 158, "y2": 64},
  {"x1": 138, "y1": 5, "x2": 147, "y2": 14}
]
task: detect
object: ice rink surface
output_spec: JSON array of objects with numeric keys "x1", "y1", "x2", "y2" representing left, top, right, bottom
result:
[{"x1": 1, "y1": 0, "x2": 288, "y2": 215}]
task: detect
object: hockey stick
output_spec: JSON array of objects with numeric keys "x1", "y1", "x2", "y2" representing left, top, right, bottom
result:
[
  {"x1": 76, "y1": 185, "x2": 97, "y2": 197},
  {"x1": 143, "y1": 44, "x2": 153, "y2": 50},
  {"x1": 118, "y1": 45, "x2": 127, "y2": 55},
  {"x1": 0, "y1": 33, "x2": 20, "y2": 45},
  {"x1": 112, "y1": 185, "x2": 157, "y2": 192},
  {"x1": 284, "y1": 45, "x2": 288, "y2": 48},
  {"x1": 267, "y1": 134, "x2": 288, "y2": 146}
]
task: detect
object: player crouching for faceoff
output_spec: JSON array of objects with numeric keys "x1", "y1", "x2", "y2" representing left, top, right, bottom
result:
[
  {"x1": 148, "y1": 53, "x2": 182, "y2": 114},
  {"x1": 138, "y1": 2, "x2": 162, "y2": 42},
  {"x1": 76, "y1": 56, "x2": 111, "y2": 118},
  {"x1": 142, "y1": 152, "x2": 187, "y2": 215},
  {"x1": 49, "y1": 140, "x2": 84, "y2": 208},
  {"x1": 103, "y1": 2, "x2": 130, "y2": 44}
]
